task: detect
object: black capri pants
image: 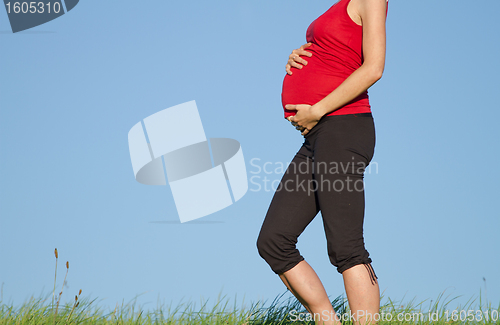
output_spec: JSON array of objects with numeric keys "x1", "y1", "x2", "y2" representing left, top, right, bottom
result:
[{"x1": 257, "y1": 113, "x2": 378, "y2": 278}]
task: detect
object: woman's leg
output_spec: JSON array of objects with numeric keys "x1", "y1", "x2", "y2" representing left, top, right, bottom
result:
[
  {"x1": 311, "y1": 114, "x2": 379, "y2": 325},
  {"x1": 257, "y1": 139, "x2": 340, "y2": 324},
  {"x1": 280, "y1": 261, "x2": 341, "y2": 325},
  {"x1": 343, "y1": 264, "x2": 380, "y2": 325}
]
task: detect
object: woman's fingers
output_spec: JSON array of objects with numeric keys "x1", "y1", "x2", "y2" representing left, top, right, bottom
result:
[
  {"x1": 286, "y1": 104, "x2": 317, "y2": 136},
  {"x1": 288, "y1": 115, "x2": 302, "y2": 131},
  {"x1": 287, "y1": 115, "x2": 298, "y2": 127},
  {"x1": 286, "y1": 46, "x2": 313, "y2": 74},
  {"x1": 289, "y1": 50, "x2": 311, "y2": 64},
  {"x1": 286, "y1": 58, "x2": 297, "y2": 74},
  {"x1": 300, "y1": 42, "x2": 313, "y2": 50},
  {"x1": 292, "y1": 55, "x2": 309, "y2": 66},
  {"x1": 289, "y1": 118, "x2": 308, "y2": 135},
  {"x1": 295, "y1": 48, "x2": 313, "y2": 58},
  {"x1": 298, "y1": 43, "x2": 313, "y2": 58},
  {"x1": 286, "y1": 58, "x2": 304, "y2": 75},
  {"x1": 288, "y1": 59, "x2": 304, "y2": 70}
]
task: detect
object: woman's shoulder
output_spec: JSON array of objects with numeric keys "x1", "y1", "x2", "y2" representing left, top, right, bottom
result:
[{"x1": 348, "y1": 0, "x2": 388, "y2": 26}]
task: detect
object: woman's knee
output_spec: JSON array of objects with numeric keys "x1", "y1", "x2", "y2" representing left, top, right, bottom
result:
[
  {"x1": 256, "y1": 231, "x2": 269, "y2": 258},
  {"x1": 256, "y1": 230, "x2": 303, "y2": 273},
  {"x1": 257, "y1": 229, "x2": 284, "y2": 259}
]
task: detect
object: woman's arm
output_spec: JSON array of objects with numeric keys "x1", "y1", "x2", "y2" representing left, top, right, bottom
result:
[{"x1": 287, "y1": 0, "x2": 387, "y2": 135}]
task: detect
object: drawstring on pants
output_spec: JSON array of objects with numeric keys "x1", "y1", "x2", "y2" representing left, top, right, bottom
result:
[{"x1": 364, "y1": 263, "x2": 378, "y2": 285}]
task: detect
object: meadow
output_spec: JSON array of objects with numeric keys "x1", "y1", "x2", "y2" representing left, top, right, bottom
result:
[
  {"x1": 1, "y1": 289, "x2": 499, "y2": 324},
  {"x1": 1, "y1": 249, "x2": 498, "y2": 324}
]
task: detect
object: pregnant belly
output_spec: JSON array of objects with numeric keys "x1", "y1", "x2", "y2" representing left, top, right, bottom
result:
[
  {"x1": 281, "y1": 57, "x2": 370, "y2": 118},
  {"x1": 282, "y1": 61, "x2": 345, "y2": 117},
  {"x1": 282, "y1": 72, "x2": 342, "y2": 108}
]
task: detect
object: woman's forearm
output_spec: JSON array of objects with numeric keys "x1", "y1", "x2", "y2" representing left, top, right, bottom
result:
[{"x1": 313, "y1": 64, "x2": 383, "y2": 117}]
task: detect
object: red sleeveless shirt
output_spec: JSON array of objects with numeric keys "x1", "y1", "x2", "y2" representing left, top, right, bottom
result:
[{"x1": 282, "y1": 0, "x2": 387, "y2": 119}]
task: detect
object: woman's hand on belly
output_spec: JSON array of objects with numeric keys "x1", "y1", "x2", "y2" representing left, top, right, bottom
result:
[
  {"x1": 286, "y1": 43, "x2": 313, "y2": 75},
  {"x1": 285, "y1": 103, "x2": 324, "y2": 136}
]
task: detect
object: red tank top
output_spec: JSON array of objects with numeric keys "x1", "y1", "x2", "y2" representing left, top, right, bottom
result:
[{"x1": 282, "y1": 0, "x2": 387, "y2": 119}]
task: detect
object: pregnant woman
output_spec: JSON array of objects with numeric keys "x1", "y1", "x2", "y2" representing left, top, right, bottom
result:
[{"x1": 257, "y1": 0, "x2": 388, "y2": 324}]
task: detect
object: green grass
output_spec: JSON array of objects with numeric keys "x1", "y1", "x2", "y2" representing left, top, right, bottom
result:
[
  {"x1": 2, "y1": 249, "x2": 497, "y2": 324},
  {"x1": 1, "y1": 290, "x2": 499, "y2": 324}
]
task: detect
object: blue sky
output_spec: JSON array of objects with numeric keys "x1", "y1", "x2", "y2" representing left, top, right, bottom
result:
[{"x1": 1, "y1": 0, "x2": 499, "y2": 314}]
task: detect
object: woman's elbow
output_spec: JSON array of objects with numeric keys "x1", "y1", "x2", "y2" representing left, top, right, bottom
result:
[
  {"x1": 369, "y1": 66, "x2": 384, "y2": 82},
  {"x1": 361, "y1": 63, "x2": 384, "y2": 83}
]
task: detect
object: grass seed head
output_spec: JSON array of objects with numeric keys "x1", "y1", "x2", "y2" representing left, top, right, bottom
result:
[
  {"x1": 79, "y1": 289, "x2": 82, "y2": 296},
  {"x1": 54, "y1": 248, "x2": 58, "y2": 259},
  {"x1": 66, "y1": 261, "x2": 69, "y2": 269}
]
